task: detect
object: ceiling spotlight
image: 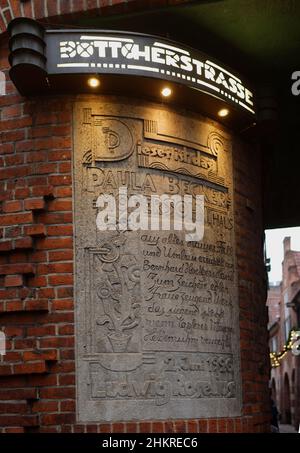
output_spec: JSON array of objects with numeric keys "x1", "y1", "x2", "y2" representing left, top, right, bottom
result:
[
  {"x1": 161, "y1": 87, "x2": 172, "y2": 97},
  {"x1": 218, "y1": 108, "x2": 229, "y2": 118},
  {"x1": 88, "y1": 77, "x2": 100, "y2": 88}
]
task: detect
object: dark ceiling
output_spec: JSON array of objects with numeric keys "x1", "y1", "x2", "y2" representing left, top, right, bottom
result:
[
  {"x1": 75, "y1": 0, "x2": 300, "y2": 229},
  {"x1": 78, "y1": 0, "x2": 300, "y2": 82}
]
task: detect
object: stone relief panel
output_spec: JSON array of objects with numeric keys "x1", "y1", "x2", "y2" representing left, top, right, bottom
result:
[{"x1": 73, "y1": 98, "x2": 241, "y2": 422}]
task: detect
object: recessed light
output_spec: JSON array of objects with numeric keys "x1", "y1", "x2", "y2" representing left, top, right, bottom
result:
[
  {"x1": 161, "y1": 87, "x2": 172, "y2": 97},
  {"x1": 218, "y1": 108, "x2": 229, "y2": 117},
  {"x1": 88, "y1": 77, "x2": 100, "y2": 88}
]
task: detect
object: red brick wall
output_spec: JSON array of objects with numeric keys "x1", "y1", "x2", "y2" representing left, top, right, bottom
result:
[
  {"x1": 0, "y1": 6, "x2": 270, "y2": 433},
  {"x1": 267, "y1": 285, "x2": 281, "y2": 326},
  {"x1": 0, "y1": 0, "x2": 196, "y2": 35},
  {"x1": 233, "y1": 136, "x2": 270, "y2": 432}
]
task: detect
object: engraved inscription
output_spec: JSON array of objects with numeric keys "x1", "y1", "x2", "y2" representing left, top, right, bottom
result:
[
  {"x1": 74, "y1": 99, "x2": 241, "y2": 422},
  {"x1": 137, "y1": 140, "x2": 225, "y2": 186}
]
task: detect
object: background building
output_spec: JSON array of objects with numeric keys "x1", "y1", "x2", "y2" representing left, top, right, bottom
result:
[{"x1": 267, "y1": 237, "x2": 300, "y2": 429}]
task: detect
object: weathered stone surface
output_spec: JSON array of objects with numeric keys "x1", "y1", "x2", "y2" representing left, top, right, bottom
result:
[{"x1": 73, "y1": 97, "x2": 241, "y2": 422}]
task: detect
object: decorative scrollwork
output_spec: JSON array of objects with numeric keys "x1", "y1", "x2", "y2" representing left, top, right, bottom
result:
[{"x1": 207, "y1": 131, "x2": 223, "y2": 156}]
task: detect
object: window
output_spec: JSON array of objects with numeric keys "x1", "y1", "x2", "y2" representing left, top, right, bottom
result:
[
  {"x1": 284, "y1": 316, "x2": 292, "y2": 342},
  {"x1": 284, "y1": 290, "x2": 291, "y2": 324},
  {"x1": 271, "y1": 336, "x2": 278, "y2": 353},
  {"x1": 284, "y1": 291, "x2": 289, "y2": 305}
]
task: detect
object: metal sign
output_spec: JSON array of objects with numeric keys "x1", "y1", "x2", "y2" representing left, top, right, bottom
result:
[
  {"x1": 8, "y1": 19, "x2": 255, "y2": 116},
  {"x1": 46, "y1": 31, "x2": 255, "y2": 115}
]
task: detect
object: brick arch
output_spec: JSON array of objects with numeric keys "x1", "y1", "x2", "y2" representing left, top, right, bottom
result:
[
  {"x1": 282, "y1": 373, "x2": 292, "y2": 424},
  {"x1": 0, "y1": 0, "x2": 194, "y2": 36}
]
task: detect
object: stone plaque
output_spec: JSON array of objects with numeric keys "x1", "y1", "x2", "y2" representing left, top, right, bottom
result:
[{"x1": 73, "y1": 97, "x2": 241, "y2": 422}]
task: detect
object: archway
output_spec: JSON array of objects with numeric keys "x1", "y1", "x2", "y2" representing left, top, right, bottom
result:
[
  {"x1": 283, "y1": 373, "x2": 292, "y2": 424},
  {"x1": 291, "y1": 369, "x2": 296, "y2": 426},
  {"x1": 271, "y1": 378, "x2": 277, "y2": 403}
]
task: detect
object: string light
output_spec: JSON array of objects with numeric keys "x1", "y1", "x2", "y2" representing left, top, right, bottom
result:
[{"x1": 270, "y1": 329, "x2": 299, "y2": 368}]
